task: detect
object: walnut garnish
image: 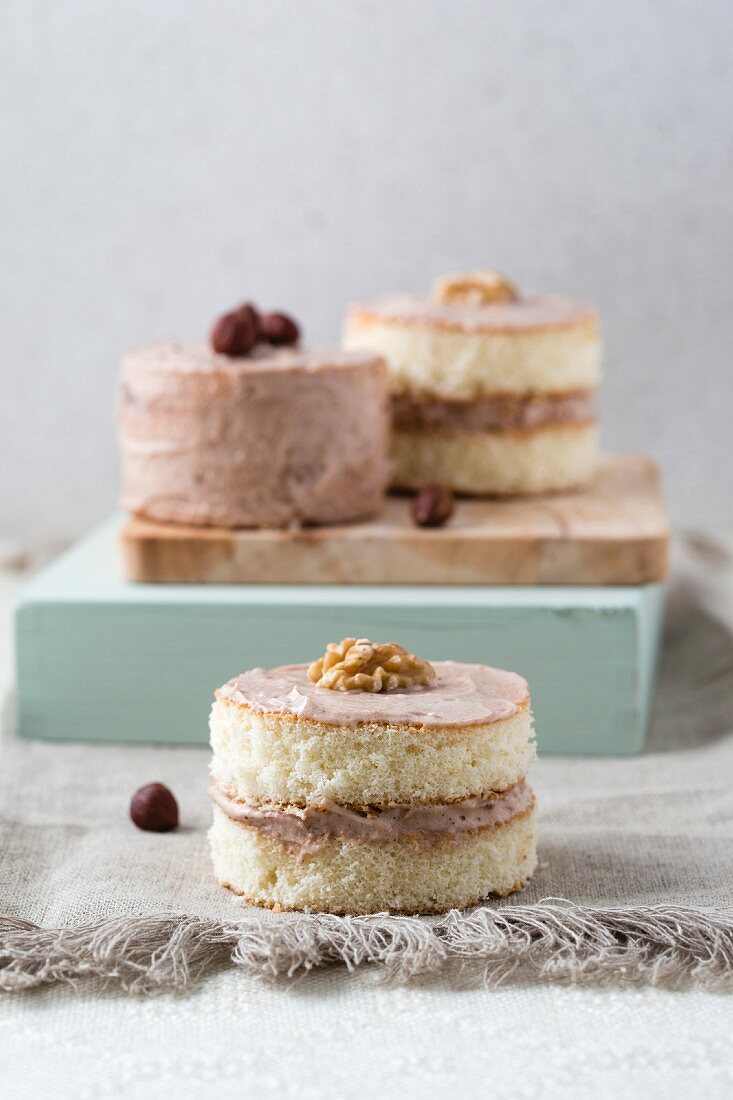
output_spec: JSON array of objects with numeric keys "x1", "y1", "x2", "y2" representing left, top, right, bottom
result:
[
  {"x1": 432, "y1": 270, "x2": 519, "y2": 306},
  {"x1": 308, "y1": 638, "x2": 436, "y2": 693}
]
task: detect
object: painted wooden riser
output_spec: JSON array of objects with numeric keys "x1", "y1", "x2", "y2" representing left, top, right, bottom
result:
[{"x1": 14, "y1": 519, "x2": 664, "y2": 755}]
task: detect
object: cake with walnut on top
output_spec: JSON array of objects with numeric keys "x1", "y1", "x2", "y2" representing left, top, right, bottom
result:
[
  {"x1": 209, "y1": 638, "x2": 538, "y2": 914},
  {"x1": 344, "y1": 270, "x2": 601, "y2": 496}
]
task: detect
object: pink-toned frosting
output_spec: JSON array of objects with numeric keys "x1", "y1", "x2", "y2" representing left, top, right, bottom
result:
[
  {"x1": 347, "y1": 293, "x2": 599, "y2": 334},
  {"x1": 118, "y1": 341, "x2": 389, "y2": 528},
  {"x1": 391, "y1": 390, "x2": 596, "y2": 432},
  {"x1": 210, "y1": 779, "x2": 534, "y2": 854},
  {"x1": 217, "y1": 660, "x2": 529, "y2": 728}
]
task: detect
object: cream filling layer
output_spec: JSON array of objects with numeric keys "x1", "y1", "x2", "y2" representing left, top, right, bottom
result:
[
  {"x1": 209, "y1": 779, "x2": 534, "y2": 855},
  {"x1": 391, "y1": 390, "x2": 596, "y2": 433}
]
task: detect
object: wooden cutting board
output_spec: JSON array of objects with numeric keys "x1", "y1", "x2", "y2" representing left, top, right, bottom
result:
[{"x1": 120, "y1": 453, "x2": 669, "y2": 585}]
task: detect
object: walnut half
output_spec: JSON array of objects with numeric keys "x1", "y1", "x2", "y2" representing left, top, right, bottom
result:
[
  {"x1": 432, "y1": 269, "x2": 519, "y2": 306},
  {"x1": 308, "y1": 638, "x2": 436, "y2": 693}
]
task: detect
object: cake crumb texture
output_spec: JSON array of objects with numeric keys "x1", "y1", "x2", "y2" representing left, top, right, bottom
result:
[
  {"x1": 390, "y1": 422, "x2": 598, "y2": 495},
  {"x1": 210, "y1": 803, "x2": 537, "y2": 914},
  {"x1": 210, "y1": 701, "x2": 535, "y2": 806},
  {"x1": 344, "y1": 315, "x2": 600, "y2": 399}
]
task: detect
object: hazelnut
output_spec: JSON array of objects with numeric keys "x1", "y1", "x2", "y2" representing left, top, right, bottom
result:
[
  {"x1": 411, "y1": 485, "x2": 454, "y2": 528},
  {"x1": 130, "y1": 783, "x2": 179, "y2": 832},
  {"x1": 210, "y1": 303, "x2": 258, "y2": 356},
  {"x1": 258, "y1": 311, "x2": 300, "y2": 347},
  {"x1": 234, "y1": 301, "x2": 260, "y2": 330}
]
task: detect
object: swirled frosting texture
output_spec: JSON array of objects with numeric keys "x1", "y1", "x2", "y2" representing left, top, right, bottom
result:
[
  {"x1": 118, "y1": 341, "x2": 390, "y2": 528},
  {"x1": 217, "y1": 660, "x2": 529, "y2": 728}
]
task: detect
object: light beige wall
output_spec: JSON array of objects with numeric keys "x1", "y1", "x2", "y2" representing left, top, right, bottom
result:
[{"x1": 1, "y1": 0, "x2": 731, "y2": 535}]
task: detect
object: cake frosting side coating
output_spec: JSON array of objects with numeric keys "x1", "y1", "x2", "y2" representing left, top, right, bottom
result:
[
  {"x1": 118, "y1": 341, "x2": 389, "y2": 528},
  {"x1": 217, "y1": 659, "x2": 529, "y2": 728}
]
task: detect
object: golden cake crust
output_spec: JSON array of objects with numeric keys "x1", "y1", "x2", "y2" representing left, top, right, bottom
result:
[
  {"x1": 348, "y1": 294, "x2": 599, "y2": 335},
  {"x1": 218, "y1": 871, "x2": 532, "y2": 914}
]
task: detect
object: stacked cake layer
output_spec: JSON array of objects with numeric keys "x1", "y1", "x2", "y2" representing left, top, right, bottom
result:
[
  {"x1": 208, "y1": 657, "x2": 537, "y2": 914},
  {"x1": 344, "y1": 275, "x2": 602, "y2": 495}
]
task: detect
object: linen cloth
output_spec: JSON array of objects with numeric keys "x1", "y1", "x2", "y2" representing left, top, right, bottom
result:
[{"x1": 0, "y1": 533, "x2": 732, "y2": 992}]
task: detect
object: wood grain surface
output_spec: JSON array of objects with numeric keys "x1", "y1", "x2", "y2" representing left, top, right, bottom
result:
[{"x1": 120, "y1": 453, "x2": 670, "y2": 585}]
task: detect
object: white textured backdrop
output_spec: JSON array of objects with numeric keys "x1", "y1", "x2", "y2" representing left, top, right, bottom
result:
[{"x1": 1, "y1": 0, "x2": 731, "y2": 537}]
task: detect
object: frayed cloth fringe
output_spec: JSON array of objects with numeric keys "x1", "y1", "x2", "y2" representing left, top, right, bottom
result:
[{"x1": 1, "y1": 900, "x2": 732, "y2": 994}]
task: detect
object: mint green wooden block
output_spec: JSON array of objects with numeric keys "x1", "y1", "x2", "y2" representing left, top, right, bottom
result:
[{"x1": 15, "y1": 519, "x2": 664, "y2": 754}]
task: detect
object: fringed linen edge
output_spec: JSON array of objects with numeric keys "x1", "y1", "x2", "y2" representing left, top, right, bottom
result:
[{"x1": 1, "y1": 900, "x2": 732, "y2": 994}]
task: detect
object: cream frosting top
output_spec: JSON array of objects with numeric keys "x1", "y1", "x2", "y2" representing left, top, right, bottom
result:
[
  {"x1": 124, "y1": 340, "x2": 381, "y2": 378},
  {"x1": 348, "y1": 293, "x2": 598, "y2": 334},
  {"x1": 217, "y1": 660, "x2": 529, "y2": 728}
]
